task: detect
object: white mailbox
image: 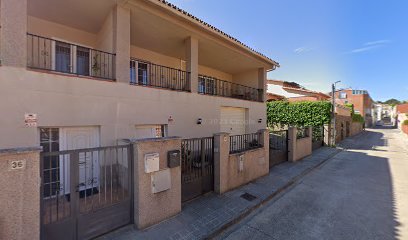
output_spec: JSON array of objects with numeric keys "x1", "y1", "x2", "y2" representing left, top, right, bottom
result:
[
  {"x1": 145, "y1": 153, "x2": 160, "y2": 173},
  {"x1": 151, "y1": 169, "x2": 171, "y2": 193}
]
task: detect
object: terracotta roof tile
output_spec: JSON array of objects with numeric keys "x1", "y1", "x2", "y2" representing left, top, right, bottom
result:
[
  {"x1": 282, "y1": 86, "x2": 331, "y2": 98},
  {"x1": 397, "y1": 103, "x2": 408, "y2": 113},
  {"x1": 156, "y1": 0, "x2": 279, "y2": 67}
]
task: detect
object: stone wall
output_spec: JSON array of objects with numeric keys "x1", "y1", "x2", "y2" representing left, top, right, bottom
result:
[
  {"x1": 335, "y1": 115, "x2": 352, "y2": 143},
  {"x1": 288, "y1": 127, "x2": 312, "y2": 162},
  {"x1": 131, "y1": 137, "x2": 182, "y2": 229},
  {"x1": 0, "y1": 147, "x2": 41, "y2": 240},
  {"x1": 351, "y1": 122, "x2": 363, "y2": 136},
  {"x1": 214, "y1": 129, "x2": 269, "y2": 194}
]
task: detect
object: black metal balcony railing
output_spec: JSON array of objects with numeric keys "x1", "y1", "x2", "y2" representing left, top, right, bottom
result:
[
  {"x1": 130, "y1": 59, "x2": 191, "y2": 92},
  {"x1": 230, "y1": 132, "x2": 263, "y2": 154},
  {"x1": 198, "y1": 75, "x2": 262, "y2": 102},
  {"x1": 27, "y1": 33, "x2": 116, "y2": 80}
]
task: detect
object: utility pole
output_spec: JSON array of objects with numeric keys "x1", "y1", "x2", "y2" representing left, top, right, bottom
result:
[{"x1": 331, "y1": 81, "x2": 341, "y2": 146}]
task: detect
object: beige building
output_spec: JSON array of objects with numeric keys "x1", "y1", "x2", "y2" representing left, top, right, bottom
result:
[
  {"x1": 0, "y1": 0, "x2": 279, "y2": 150},
  {"x1": 0, "y1": 1, "x2": 280, "y2": 239}
]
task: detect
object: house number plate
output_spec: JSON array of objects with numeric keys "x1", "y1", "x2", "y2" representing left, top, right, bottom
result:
[{"x1": 9, "y1": 160, "x2": 26, "y2": 170}]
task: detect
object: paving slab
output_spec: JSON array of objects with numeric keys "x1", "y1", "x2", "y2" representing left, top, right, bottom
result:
[
  {"x1": 98, "y1": 146, "x2": 341, "y2": 240},
  {"x1": 219, "y1": 128, "x2": 408, "y2": 240}
]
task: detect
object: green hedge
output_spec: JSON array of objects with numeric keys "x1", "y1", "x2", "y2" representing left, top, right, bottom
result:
[
  {"x1": 344, "y1": 103, "x2": 354, "y2": 115},
  {"x1": 267, "y1": 101, "x2": 332, "y2": 128},
  {"x1": 352, "y1": 114, "x2": 365, "y2": 123},
  {"x1": 403, "y1": 120, "x2": 408, "y2": 126}
]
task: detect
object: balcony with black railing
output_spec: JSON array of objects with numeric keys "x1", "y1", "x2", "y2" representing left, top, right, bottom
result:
[
  {"x1": 27, "y1": 33, "x2": 116, "y2": 80},
  {"x1": 198, "y1": 75, "x2": 262, "y2": 102},
  {"x1": 130, "y1": 59, "x2": 191, "y2": 92}
]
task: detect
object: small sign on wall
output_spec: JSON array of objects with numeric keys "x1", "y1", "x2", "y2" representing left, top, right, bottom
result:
[
  {"x1": 9, "y1": 159, "x2": 26, "y2": 171},
  {"x1": 238, "y1": 155, "x2": 244, "y2": 172},
  {"x1": 24, "y1": 113, "x2": 38, "y2": 127}
]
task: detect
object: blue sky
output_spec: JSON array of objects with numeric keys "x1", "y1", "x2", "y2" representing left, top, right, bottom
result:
[{"x1": 166, "y1": 0, "x2": 408, "y2": 101}]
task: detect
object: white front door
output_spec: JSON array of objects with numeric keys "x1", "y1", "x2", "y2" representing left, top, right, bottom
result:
[
  {"x1": 220, "y1": 107, "x2": 246, "y2": 136},
  {"x1": 60, "y1": 127, "x2": 100, "y2": 194}
]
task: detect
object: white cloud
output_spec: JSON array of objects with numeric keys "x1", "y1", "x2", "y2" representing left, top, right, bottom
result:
[
  {"x1": 364, "y1": 40, "x2": 391, "y2": 46},
  {"x1": 294, "y1": 47, "x2": 314, "y2": 54},
  {"x1": 345, "y1": 39, "x2": 391, "y2": 54}
]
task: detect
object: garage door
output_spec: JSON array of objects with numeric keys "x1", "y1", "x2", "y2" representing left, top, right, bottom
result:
[{"x1": 220, "y1": 107, "x2": 246, "y2": 135}]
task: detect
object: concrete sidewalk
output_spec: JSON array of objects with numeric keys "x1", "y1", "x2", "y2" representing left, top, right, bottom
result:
[{"x1": 99, "y1": 146, "x2": 342, "y2": 240}]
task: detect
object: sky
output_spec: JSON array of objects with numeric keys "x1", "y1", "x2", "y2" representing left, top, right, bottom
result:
[{"x1": 166, "y1": 0, "x2": 408, "y2": 102}]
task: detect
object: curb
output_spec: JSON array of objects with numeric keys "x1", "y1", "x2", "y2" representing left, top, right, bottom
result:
[{"x1": 207, "y1": 148, "x2": 343, "y2": 239}]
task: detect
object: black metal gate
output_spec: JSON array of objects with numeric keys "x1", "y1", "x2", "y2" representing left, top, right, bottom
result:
[
  {"x1": 312, "y1": 125, "x2": 325, "y2": 150},
  {"x1": 181, "y1": 137, "x2": 214, "y2": 202},
  {"x1": 269, "y1": 130, "x2": 289, "y2": 167},
  {"x1": 40, "y1": 145, "x2": 132, "y2": 240}
]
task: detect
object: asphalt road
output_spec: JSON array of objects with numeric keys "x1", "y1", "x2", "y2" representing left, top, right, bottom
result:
[{"x1": 219, "y1": 128, "x2": 408, "y2": 240}]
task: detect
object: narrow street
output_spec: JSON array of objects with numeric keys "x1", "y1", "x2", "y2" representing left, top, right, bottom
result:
[{"x1": 219, "y1": 128, "x2": 408, "y2": 240}]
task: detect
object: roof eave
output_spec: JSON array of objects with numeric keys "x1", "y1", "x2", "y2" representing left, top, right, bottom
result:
[{"x1": 143, "y1": 0, "x2": 280, "y2": 68}]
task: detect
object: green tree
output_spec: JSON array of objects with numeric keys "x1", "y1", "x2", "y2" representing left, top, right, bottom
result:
[{"x1": 383, "y1": 98, "x2": 401, "y2": 106}]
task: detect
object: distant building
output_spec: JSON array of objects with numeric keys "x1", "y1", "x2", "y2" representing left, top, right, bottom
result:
[
  {"x1": 374, "y1": 103, "x2": 396, "y2": 125},
  {"x1": 266, "y1": 80, "x2": 330, "y2": 102},
  {"x1": 397, "y1": 103, "x2": 408, "y2": 129},
  {"x1": 334, "y1": 89, "x2": 375, "y2": 127}
]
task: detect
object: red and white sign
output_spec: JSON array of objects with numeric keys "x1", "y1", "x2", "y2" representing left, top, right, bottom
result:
[{"x1": 25, "y1": 113, "x2": 38, "y2": 127}]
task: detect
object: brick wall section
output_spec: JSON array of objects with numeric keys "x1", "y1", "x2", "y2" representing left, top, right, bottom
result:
[
  {"x1": 0, "y1": 147, "x2": 41, "y2": 240},
  {"x1": 335, "y1": 89, "x2": 374, "y2": 127},
  {"x1": 335, "y1": 115, "x2": 351, "y2": 143},
  {"x1": 351, "y1": 122, "x2": 363, "y2": 136},
  {"x1": 403, "y1": 125, "x2": 408, "y2": 135},
  {"x1": 397, "y1": 103, "x2": 408, "y2": 114}
]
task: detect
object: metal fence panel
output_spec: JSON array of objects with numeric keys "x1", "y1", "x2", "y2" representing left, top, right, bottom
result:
[
  {"x1": 41, "y1": 145, "x2": 131, "y2": 240},
  {"x1": 181, "y1": 137, "x2": 214, "y2": 202},
  {"x1": 230, "y1": 132, "x2": 263, "y2": 154}
]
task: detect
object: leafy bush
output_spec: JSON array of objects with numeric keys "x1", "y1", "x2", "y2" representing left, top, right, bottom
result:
[
  {"x1": 352, "y1": 114, "x2": 365, "y2": 123},
  {"x1": 267, "y1": 101, "x2": 332, "y2": 128},
  {"x1": 344, "y1": 103, "x2": 355, "y2": 115},
  {"x1": 403, "y1": 120, "x2": 408, "y2": 126}
]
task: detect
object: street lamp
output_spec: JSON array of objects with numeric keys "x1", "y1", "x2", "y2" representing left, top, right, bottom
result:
[{"x1": 332, "y1": 81, "x2": 341, "y2": 146}]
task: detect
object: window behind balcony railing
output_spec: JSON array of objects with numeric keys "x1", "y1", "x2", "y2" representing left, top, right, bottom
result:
[
  {"x1": 27, "y1": 33, "x2": 116, "y2": 80},
  {"x1": 130, "y1": 59, "x2": 190, "y2": 92},
  {"x1": 198, "y1": 75, "x2": 262, "y2": 102}
]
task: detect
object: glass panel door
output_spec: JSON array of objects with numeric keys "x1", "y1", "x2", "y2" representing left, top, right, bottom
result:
[
  {"x1": 137, "y1": 62, "x2": 149, "y2": 85},
  {"x1": 40, "y1": 128, "x2": 61, "y2": 198},
  {"x1": 77, "y1": 47, "x2": 90, "y2": 76},
  {"x1": 55, "y1": 42, "x2": 71, "y2": 73}
]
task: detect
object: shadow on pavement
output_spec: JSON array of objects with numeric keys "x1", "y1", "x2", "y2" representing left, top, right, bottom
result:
[{"x1": 221, "y1": 138, "x2": 402, "y2": 240}]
